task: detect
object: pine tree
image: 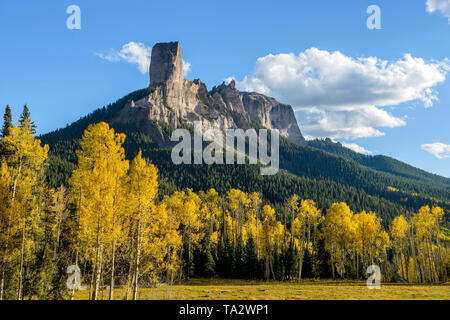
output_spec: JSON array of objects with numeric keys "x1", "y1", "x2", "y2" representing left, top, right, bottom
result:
[
  {"x1": 234, "y1": 239, "x2": 246, "y2": 278},
  {"x1": 19, "y1": 105, "x2": 36, "y2": 133},
  {"x1": 198, "y1": 233, "x2": 215, "y2": 277},
  {"x1": 244, "y1": 237, "x2": 259, "y2": 279},
  {"x1": 1, "y1": 105, "x2": 12, "y2": 138}
]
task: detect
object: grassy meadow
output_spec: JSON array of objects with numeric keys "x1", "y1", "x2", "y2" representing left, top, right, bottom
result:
[{"x1": 75, "y1": 279, "x2": 450, "y2": 300}]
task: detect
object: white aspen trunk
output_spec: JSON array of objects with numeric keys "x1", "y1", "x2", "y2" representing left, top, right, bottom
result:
[
  {"x1": 92, "y1": 216, "x2": 103, "y2": 300},
  {"x1": 17, "y1": 223, "x2": 26, "y2": 300},
  {"x1": 71, "y1": 251, "x2": 79, "y2": 300},
  {"x1": 109, "y1": 241, "x2": 116, "y2": 300},
  {"x1": 132, "y1": 233, "x2": 141, "y2": 301},
  {"x1": 0, "y1": 270, "x2": 4, "y2": 300}
]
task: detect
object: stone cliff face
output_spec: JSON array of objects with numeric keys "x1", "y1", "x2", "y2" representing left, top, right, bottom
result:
[{"x1": 113, "y1": 41, "x2": 305, "y2": 145}]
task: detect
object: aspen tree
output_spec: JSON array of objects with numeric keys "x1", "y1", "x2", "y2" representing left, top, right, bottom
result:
[
  {"x1": 226, "y1": 189, "x2": 251, "y2": 246},
  {"x1": 390, "y1": 215, "x2": 410, "y2": 279},
  {"x1": 292, "y1": 200, "x2": 322, "y2": 279},
  {"x1": 259, "y1": 205, "x2": 284, "y2": 280},
  {"x1": 69, "y1": 122, "x2": 128, "y2": 300},
  {"x1": 0, "y1": 162, "x2": 14, "y2": 300},
  {"x1": 322, "y1": 202, "x2": 354, "y2": 279},
  {"x1": 163, "y1": 190, "x2": 203, "y2": 279},
  {"x1": 125, "y1": 151, "x2": 159, "y2": 299},
  {"x1": 413, "y1": 206, "x2": 445, "y2": 283},
  {"x1": 2, "y1": 119, "x2": 48, "y2": 299}
]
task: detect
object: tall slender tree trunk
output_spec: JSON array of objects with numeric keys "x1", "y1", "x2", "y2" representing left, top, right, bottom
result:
[
  {"x1": 132, "y1": 229, "x2": 141, "y2": 300},
  {"x1": 92, "y1": 214, "x2": 103, "y2": 300},
  {"x1": 17, "y1": 223, "x2": 26, "y2": 300},
  {"x1": 356, "y1": 253, "x2": 359, "y2": 279},
  {"x1": 298, "y1": 245, "x2": 304, "y2": 280},
  {"x1": 109, "y1": 241, "x2": 116, "y2": 300},
  {"x1": 0, "y1": 270, "x2": 4, "y2": 300},
  {"x1": 92, "y1": 248, "x2": 102, "y2": 300},
  {"x1": 71, "y1": 251, "x2": 79, "y2": 300}
]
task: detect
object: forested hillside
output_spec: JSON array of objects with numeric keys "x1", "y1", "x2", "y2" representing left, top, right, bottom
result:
[
  {"x1": 40, "y1": 89, "x2": 450, "y2": 225},
  {"x1": 307, "y1": 139, "x2": 450, "y2": 188}
]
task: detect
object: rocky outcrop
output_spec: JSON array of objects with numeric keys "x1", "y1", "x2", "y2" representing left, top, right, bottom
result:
[
  {"x1": 113, "y1": 41, "x2": 305, "y2": 145},
  {"x1": 242, "y1": 92, "x2": 304, "y2": 143}
]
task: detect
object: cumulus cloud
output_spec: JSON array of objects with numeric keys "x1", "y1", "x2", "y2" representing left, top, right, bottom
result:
[
  {"x1": 95, "y1": 42, "x2": 151, "y2": 74},
  {"x1": 95, "y1": 42, "x2": 192, "y2": 76},
  {"x1": 341, "y1": 142, "x2": 373, "y2": 155},
  {"x1": 237, "y1": 48, "x2": 448, "y2": 139},
  {"x1": 421, "y1": 142, "x2": 450, "y2": 158},
  {"x1": 427, "y1": 0, "x2": 450, "y2": 22}
]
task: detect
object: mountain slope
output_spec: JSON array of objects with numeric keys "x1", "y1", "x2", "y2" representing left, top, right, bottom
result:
[
  {"x1": 307, "y1": 138, "x2": 450, "y2": 188},
  {"x1": 40, "y1": 89, "x2": 450, "y2": 223}
]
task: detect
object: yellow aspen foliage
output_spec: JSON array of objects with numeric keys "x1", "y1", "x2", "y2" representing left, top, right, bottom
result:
[
  {"x1": 259, "y1": 205, "x2": 284, "y2": 280},
  {"x1": 1, "y1": 123, "x2": 48, "y2": 299},
  {"x1": 69, "y1": 122, "x2": 129, "y2": 300},
  {"x1": 226, "y1": 189, "x2": 251, "y2": 244},
  {"x1": 0, "y1": 162, "x2": 17, "y2": 299},
  {"x1": 390, "y1": 215, "x2": 410, "y2": 278},
  {"x1": 163, "y1": 189, "x2": 203, "y2": 278},
  {"x1": 125, "y1": 150, "x2": 161, "y2": 298},
  {"x1": 199, "y1": 189, "x2": 222, "y2": 239},
  {"x1": 322, "y1": 202, "x2": 355, "y2": 279},
  {"x1": 353, "y1": 211, "x2": 390, "y2": 268},
  {"x1": 292, "y1": 199, "x2": 322, "y2": 279},
  {"x1": 413, "y1": 205, "x2": 446, "y2": 283}
]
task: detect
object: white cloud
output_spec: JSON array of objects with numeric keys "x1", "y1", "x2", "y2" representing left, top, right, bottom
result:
[
  {"x1": 95, "y1": 42, "x2": 192, "y2": 76},
  {"x1": 237, "y1": 48, "x2": 448, "y2": 139},
  {"x1": 341, "y1": 142, "x2": 373, "y2": 155},
  {"x1": 95, "y1": 42, "x2": 151, "y2": 74},
  {"x1": 421, "y1": 142, "x2": 450, "y2": 158},
  {"x1": 183, "y1": 61, "x2": 192, "y2": 76},
  {"x1": 427, "y1": 0, "x2": 450, "y2": 22}
]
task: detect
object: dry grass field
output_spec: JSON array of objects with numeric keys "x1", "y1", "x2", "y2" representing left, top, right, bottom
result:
[{"x1": 75, "y1": 278, "x2": 450, "y2": 300}]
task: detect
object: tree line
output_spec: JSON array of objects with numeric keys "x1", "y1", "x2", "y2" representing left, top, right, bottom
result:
[{"x1": 0, "y1": 106, "x2": 449, "y2": 300}]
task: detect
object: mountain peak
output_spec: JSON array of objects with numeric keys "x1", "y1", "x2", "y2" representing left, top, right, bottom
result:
[
  {"x1": 114, "y1": 41, "x2": 305, "y2": 144},
  {"x1": 149, "y1": 41, "x2": 183, "y2": 87}
]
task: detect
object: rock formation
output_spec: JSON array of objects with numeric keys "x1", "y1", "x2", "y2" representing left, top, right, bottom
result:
[{"x1": 113, "y1": 41, "x2": 305, "y2": 145}]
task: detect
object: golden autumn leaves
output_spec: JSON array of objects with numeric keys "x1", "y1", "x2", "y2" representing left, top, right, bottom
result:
[
  {"x1": 0, "y1": 120, "x2": 448, "y2": 301},
  {"x1": 69, "y1": 122, "x2": 180, "y2": 300},
  {"x1": 0, "y1": 116, "x2": 49, "y2": 300}
]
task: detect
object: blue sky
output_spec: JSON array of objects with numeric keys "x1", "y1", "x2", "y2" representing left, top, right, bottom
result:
[{"x1": 1, "y1": 0, "x2": 450, "y2": 177}]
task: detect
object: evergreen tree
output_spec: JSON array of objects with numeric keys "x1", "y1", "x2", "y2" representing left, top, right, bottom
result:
[
  {"x1": 244, "y1": 237, "x2": 259, "y2": 279},
  {"x1": 19, "y1": 104, "x2": 36, "y2": 134},
  {"x1": 273, "y1": 244, "x2": 284, "y2": 280},
  {"x1": 2, "y1": 105, "x2": 12, "y2": 138},
  {"x1": 234, "y1": 239, "x2": 246, "y2": 279},
  {"x1": 202, "y1": 238, "x2": 216, "y2": 278},
  {"x1": 284, "y1": 241, "x2": 298, "y2": 280}
]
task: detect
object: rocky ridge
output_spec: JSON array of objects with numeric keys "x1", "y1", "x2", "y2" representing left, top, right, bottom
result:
[{"x1": 113, "y1": 41, "x2": 305, "y2": 145}]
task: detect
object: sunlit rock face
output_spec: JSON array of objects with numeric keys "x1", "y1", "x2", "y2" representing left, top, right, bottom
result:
[{"x1": 113, "y1": 41, "x2": 305, "y2": 146}]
